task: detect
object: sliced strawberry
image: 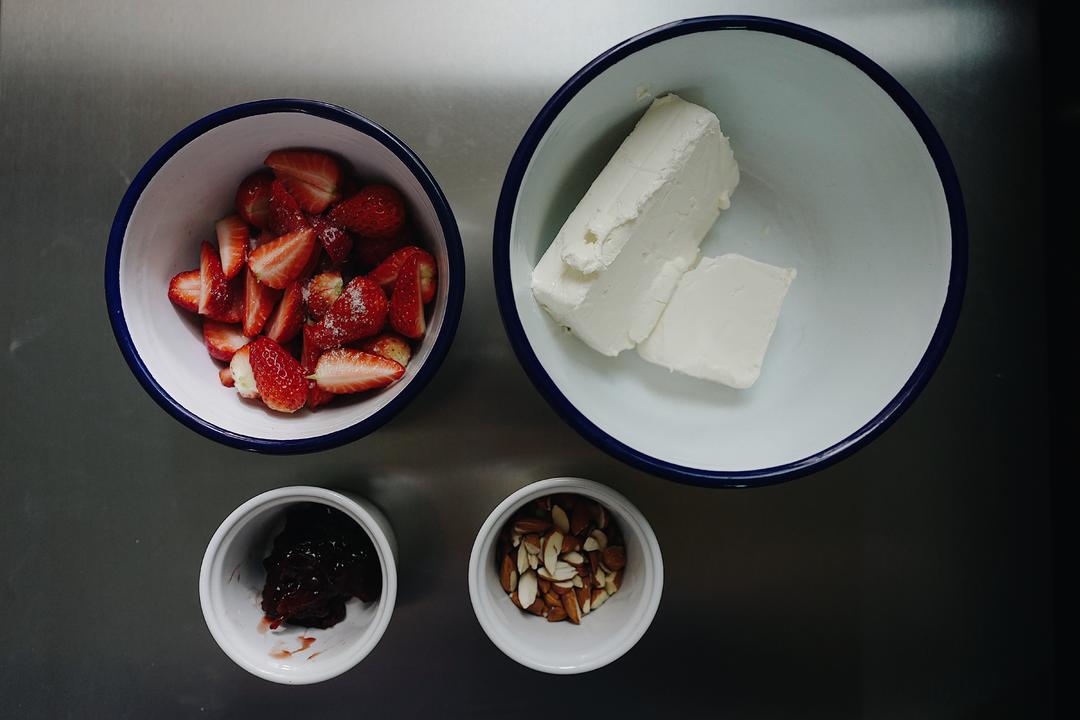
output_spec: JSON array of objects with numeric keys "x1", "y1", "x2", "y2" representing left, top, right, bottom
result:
[
  {"x1": 301, "y1": 324, "x2": 335, "y2": 410},
  {"x1": 265, "y1": 281, "x2": 304, "y2": 345},
  {"x1": 327, "y1": 184, "x2": 405, "y2": 239},
  {"x1": 309, "y1": 215, "x2": 353, "y2": 264},
  {"x1": 389, "y1": 253, "x2": 426, "y2": 339},
  {"x1": 242, "y1": 266, "x2": 280, "y2": 337},
  {"x1": 235, "y1": 170, "x2": 274, "y2": 229},
  {"x1": 355, "y1": 225, "x2": 410, "y2": 268},
  {"x1": 248, "y1": 337, "x2": 307, "y2": 413},
  {"x1": 268, "y1": 179, "x2": 309, "y2": 236},
  {"x1": 357, "y1": 333, "x2": 412, "y2": 367},
  {"x1": 207, "y1": 275, "x2": 244, "y2": 323},
  {"x1": 310, "y1": 276, "x2": 389, "y2": 350},
  {"x1": 280, "y1": 176, "x2": 339, "y2": 214},
  {"x1": 303, "y1": 271, "x2": 344, "y2": 320},
  {"x1": 199, "y1": 241, "x2": 231, "y2": 317},
  {"x1": 264, "y1": 150, "x2": 342, "y2": 193},
  {"x1": 219, "y1": 366, "x2": 234, "y2": 387},
  {"x1": 367, "y1": 246, "x2": 436, "y2": 302},
  {"x1": 247, "y1": 227, "x2": 316, "y2": 289},
  {"x1": 299, "y1": 243, "x2": 322, "y2": 280},
  {"x1": 168, "y1": 269, "x2": 201, "y2": 313},
  {"x1": 230, "y1": 345, "x2": 259, "y2": 399},
  {"x1": 215, "y1": 215, "x2": 250, "y2": 279},
  {"x1": 309, "y1": 348, "x2": 404, "y2": 394},
  {"x1": 203, "y1": 320, "x2": 249, "y2": 361}
]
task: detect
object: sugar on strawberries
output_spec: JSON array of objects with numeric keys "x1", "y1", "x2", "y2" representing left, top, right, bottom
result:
[{"x1": 165, "y1": 148, "x2": 437, "y2": 414}]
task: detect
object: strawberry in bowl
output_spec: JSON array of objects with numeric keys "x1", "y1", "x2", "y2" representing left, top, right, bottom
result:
[{"x1": 106, "y1": 100, "x2": 463, "y2": 452}]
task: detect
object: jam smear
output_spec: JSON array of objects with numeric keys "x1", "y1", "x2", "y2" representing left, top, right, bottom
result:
[{"x1": 260, "y1": 503, "x2": 382, "y2": 629}]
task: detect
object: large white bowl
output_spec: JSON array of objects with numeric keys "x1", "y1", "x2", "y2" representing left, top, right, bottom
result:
[
  {"x1": 199, "y1": 486, "x2": 398, "y2": 684},
  {"x1": 106, "y1": 100, "x2": 464, "y2": 453},
  {"x1": 468, "y1": 477, "x2": 663, "y2": 674},
  {"x1": 493, "y1": 16, "x2": 967, "y2": 487}
]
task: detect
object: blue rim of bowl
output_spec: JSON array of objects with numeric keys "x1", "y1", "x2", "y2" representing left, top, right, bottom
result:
[
  {"x1": 492, "y1": 15, "x2": 968, "y2": 488},
  {"x1": 106, "y1": 98, "x2": 465, "y2": 454}
]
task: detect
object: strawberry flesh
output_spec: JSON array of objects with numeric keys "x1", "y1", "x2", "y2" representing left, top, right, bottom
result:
[
  {"x1": 206, "y1": 275, "x2": 244, "y2": 324},
  {"x1": 168, "y1": 269, "x2": 201, "y2": 313},
  {"x1": 199, "y1": 241, "x2": 231, "y2": 317},
  {"x1": 367, "y1": 246, "x2": 436, "y2": 302},
  {"x1": 389, "y1": 253, "x2": 426, "y2": 339},
  {"x1": 357, "y1": 333, "x2": 412, "y2": 368},
  {"x1": 203, "y1": 320, "x2": 249, "y2": 362},
  {"x1": 310, "y1": 276, "x2": 389, "y2": 349},
  {"x1": 309, "y1": 348, "x2": 404, "y2": 394},
  {"x1": 303, "y1": 271, "x2": 344, "y2": 321},
  {"x1": 242, "y1": 266, "x2": 280, "y2": 337},
  {"x1": 265, "y1": 281, "x2": 304, "y2": 345},
  {"x1": 268, "y1": 179, "x2": 309, "y2": 236},
  {"x1": 235, "y1": 170, "x2": 274, "y2": 229},
  {"x1": 248, "y1": 337, "x2": 307, "y2": 413},
  {"x1": 264, "y1": 150, "x2": 342, "y2": 193},
  {"x1": 247, "y1": 227, "x2": 316, "y2": 290},
  {"x1": 216, "y1": 215, "x2": 250, "y2": 279}
]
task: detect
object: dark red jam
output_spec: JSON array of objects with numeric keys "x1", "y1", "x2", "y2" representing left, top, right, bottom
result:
[{"x1": 260, "y1": 503, "x2": 382, "y2": 629}]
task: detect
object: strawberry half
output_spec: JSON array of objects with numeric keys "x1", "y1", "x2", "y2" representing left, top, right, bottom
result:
[
  {"x1": 367, "y1": 246, "x2": 436, "y2": 303},
  {"x1": 301, "y1": 324, "x2": 335, "y2": 410},
  {"x1": 265, "y1": 150, "x2": 342, "y2": 194},
  {"x1": 355, "y1": 225, "x2": 410, "y2": 268},
  {"x1": 206, "y1": 275, "x2": 244, "y2": 324},
  {"x1": 247, "y1": 227, "x2": 316, "y2": 290},
  {"x1": 357, "y1": 333, "x2": 412, "y2": 368},
  {"x1": 219, "y1": 366, "x2": 234, "y2": 387},
  {"x1": 230, "y1": 345, "x2": 259, "y2": 399},
  {"x1": 389, "y1": 253, "x2": 426, "y2": 339},
  {"x1": 280, "y1": 177, "x2": 339, "y2": 215},
  {"x1": 310, "y1": 276, "x2": 389, "y2": 349},
  {"x1": 199, "y1": 241, "x2": 231, "y2": 317},
  {"x1": 242, "y1": 266, "x2": 280, "y2": 337},
  {"x1": 168, "y1": 269, "x2": 201, "y2": 313},
  {"x1": 203, "y1": 320, "x2": 249, "y2": 361},
  {"x1": 303, "y1": 271, "x2": 344, "y2": 320},
  {"x1": 235, "y1": 170, "x2": 274, "y2": 229},
  {"x1": 265, "y1": 281, "x2": 304, "y2": 345},
  {"x1": 309, "y1": 348, "x2": 404, "y2": 394},
  {"x1": 215, "y1": 215, "x2": 250, "y2": 279},
  {"x1": 248, "y1": 337, "x2": 307, "y2": 413},
  {"x1": 268, "y1": 179, "x2": 309, "y2": 236},
  {"x1": 309, "y1": 215, "x2": 353, "y2": 265},
  {"x1": 327, "y1": 184, "x2": 405, "y2": 239}
]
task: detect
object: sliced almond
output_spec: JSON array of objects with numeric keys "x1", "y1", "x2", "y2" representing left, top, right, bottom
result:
[
  {"x1": 570, "y1": 504, "x2": 590, "y2": 536},
  {"x1": 605, "y1": 570, "x2": 622, "y2": 595},
  {"x1": 499, "y1": 555, "x2": 515, "y2": 593},
  {"x1": 543, "y1": 591, "x2": 561, "y2": 608},
  {"x1": 518, "y1": 569, "x2": 538, "y2": 609},
  {"x1": 576, "y1": 586, "x2": 591, "y2": 615},
  {"x1": 509, "y1": 568, "x2": 518, "y2": 593},
  {"x1": 561, "y1": 551, "x2": 585, "y2": 565},
  {"x1": 546, "y1": 606, "x2": 567, "y2": 622},
  {"x1": 553, "y1": 579, "x2": 575, "y2": 590},
  {"x1": 513, "y1": 517, "x2": 551, "y2": 535},
  {"x1": 589, "y1": 529, "x2": 608, "y2": 550},
  {"x1": 525, "y1": 596, "x2": 545, "y2": 616},
  {"x1": 583, "y1": 537, "x2": 600, "y2": 552},
  {"x1": 537, "y1": 577, "x2": 551, "y2": 594},
  {"x1": 543, "y1": 530, "x2": 563, "y2": 575},
  {"x1": 523, "y1": 534, "x2": 542, "y2": 555},
  {"x1": 590, "y1": 588, "x2": 609, "y2": 610},
  {"x1": 551, "y1": 504, "x2": 570, "y2": 534},
  {"x1": 595, "y1": 568, "x2": 606, "y2": 587},
  {"x1": 517, "y1": 542, "x2": 529, "y2": 575},
  {"x1": 560, "y1": 534, "x2": 581, "y2": 554},
  {"x1": 562, "y1": 589, "x2": 582, "y2": 624},
  {"x1": 602, "y1": 546, "x2": 626, "y2": 571},
  {"x1": 527, "y1": 553, "x2": 539, "y2": 571},
  {"x1": 572, "y1": 575, "x2": 583, "y2": 588}
]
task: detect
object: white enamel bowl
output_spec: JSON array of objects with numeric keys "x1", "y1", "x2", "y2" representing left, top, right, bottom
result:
[
  {"x1": 469, "y1": 477, "x2": 663, "y2": 674},
  {"x1": 493, "y1": 16, "x2": 966, "y2": 486},
  {"x1": 199, "y1": 486, "x2": 398, "y2": 684},
  {"x1": 106, "y1": 100, "x2": 464, "y2": 453}
]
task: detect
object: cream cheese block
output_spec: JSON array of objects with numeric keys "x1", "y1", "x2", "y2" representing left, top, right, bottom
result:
[
  {"x1": 531, "y1": 94, "x2": 739, "y2": 356},
  {"x1": 637, "y1": 254, "x2": 796, "y2": 389}
]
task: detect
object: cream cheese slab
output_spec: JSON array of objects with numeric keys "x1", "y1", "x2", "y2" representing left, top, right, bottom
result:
[
  {"x1": 531, "y1": 94, "x2": 739, "y2": 356},
  {"x1": 637, "y1": 254, "x2": 796, "y2": 389}
]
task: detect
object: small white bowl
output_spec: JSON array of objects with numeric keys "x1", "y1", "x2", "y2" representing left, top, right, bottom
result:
[
  {"x1": 468, "y1": 477, "x2": 663, "y2": 674},
  {"x1": 199, "y1": 486, "x2": 398, "y2": 684},
  {"x1": 106, "y1": 99, "x2": 464, "y2": 453},
  {"x1": 493, "y1": 17, "x2": 966, "y2": 486}
]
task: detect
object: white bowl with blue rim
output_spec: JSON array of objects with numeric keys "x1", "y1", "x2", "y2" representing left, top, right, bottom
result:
[
  {"x1": 106, "y1": 99, "x2": 464, "y2": 453},
  {"x1": 493, "y1": 16, "x2": 967, "y2": 487}
]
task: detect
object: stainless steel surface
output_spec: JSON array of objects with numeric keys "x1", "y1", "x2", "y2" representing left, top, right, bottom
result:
[{"x1": 0, "y1": 1, "x2": 1052, "y2": 717}]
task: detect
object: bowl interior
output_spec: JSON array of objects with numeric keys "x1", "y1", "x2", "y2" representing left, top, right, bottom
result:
[
  {"x1": 507, "y1": 28, "x2": 954, "y2": 473},
  {"x1": 120, "y1": 110, "x2": 452, "y2": 441},
  {"x1": 470, "y1": 479, "x2": 662, "y2": 673},
  {"x1": 201, "y1": 493, "x2": 395, "y2": 684}
]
